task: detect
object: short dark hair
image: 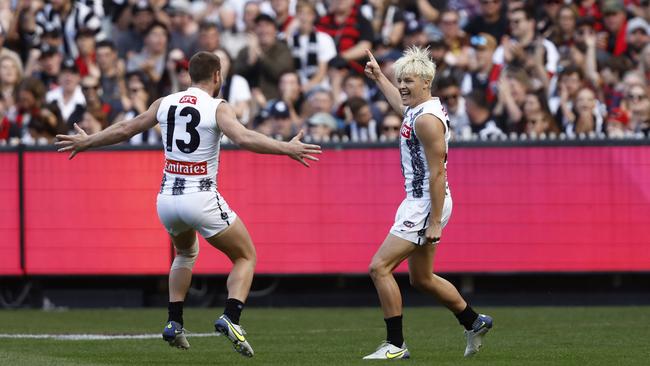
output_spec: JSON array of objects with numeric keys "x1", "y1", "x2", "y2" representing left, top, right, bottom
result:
[
  {"x1": 96, "y1": 39, "x2": 117, "y2": 51},
  {"x1": 465, "y1": 90, "x2": 491, "y2": 110},
  {"x1": 346, "y1": 96, "x2": 369, "y2": 116},
  {"x1": 189, "y1": 51, "x2": 221, "y2": 83}
]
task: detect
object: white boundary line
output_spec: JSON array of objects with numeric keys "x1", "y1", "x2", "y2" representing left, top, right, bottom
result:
[{"x1": 0, "y1": 333, "x2": 217, "y2": 340}]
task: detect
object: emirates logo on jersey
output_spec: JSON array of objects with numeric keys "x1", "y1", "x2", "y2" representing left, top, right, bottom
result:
[
  {"x1": 401, "y1": 124, "x2": 412, "y2": 139},
  {"x1": 179, "y1": 95, "x2": 197, "y2": 105},
  {"x1": 164, "y1": 159, "x2": 207, "y2": 175}
]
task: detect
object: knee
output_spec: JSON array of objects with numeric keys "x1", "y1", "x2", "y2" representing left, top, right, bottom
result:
[
  {"x1": 409, "y1": 274, "x2": 431, "y2": 291},
  {"x1": 368, "y1": 260, "x2": 390, "y2": 280},
  {"x1": 171, "y1": 240, "x2": 199, "y2": 271}
]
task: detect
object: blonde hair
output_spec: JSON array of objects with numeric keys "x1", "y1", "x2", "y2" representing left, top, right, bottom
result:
[{"x1": 393, "y1": 46, "x2": 436, "y2": 83}]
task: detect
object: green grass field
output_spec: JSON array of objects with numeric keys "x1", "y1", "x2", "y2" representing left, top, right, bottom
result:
[{"x1": 0, "y1": 307, "x2": 648, "y2": 365}]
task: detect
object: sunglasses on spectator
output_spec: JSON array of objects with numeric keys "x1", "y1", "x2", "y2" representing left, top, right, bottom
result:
[
  {"x1": 383, "y1": 126, "x2": 401, "y2": 131},
  {"x1": 470, "y1": 35, "x2": 488, "y2": 47},
  {"x1": 626, "y1": 93, "x2": 647, "y2": 101}
]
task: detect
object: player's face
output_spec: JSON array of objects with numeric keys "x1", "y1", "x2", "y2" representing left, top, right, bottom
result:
[{"x1": 397, "y1": 73, "x2": 430, "y2": 107}]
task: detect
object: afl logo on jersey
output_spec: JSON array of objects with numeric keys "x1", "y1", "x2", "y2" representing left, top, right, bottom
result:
[
  {"x1": 179, "y1": 95, "x2": 197, "y2": 105},
  {"x1": 401, "y1": 124, "x2": 412, "y2": 139}
]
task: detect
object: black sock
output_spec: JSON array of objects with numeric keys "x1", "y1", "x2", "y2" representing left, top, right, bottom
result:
[
  {"x1": 168, "y1": 301, "x2": 184, "y2": 326},
  {"x1": 384, "y1": 315, "x2": 404, "y2": 347},
  {"x1": 223, "y1": 298, "x2": 244, "y2": 325},
  {"x1": 455, "y1": 305, "x2": 479, "y2": 330}
]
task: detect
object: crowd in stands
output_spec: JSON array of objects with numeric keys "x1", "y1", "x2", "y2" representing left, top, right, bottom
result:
[{"x1": 0, "y1": 0, "x2": 649, "y2": 145}]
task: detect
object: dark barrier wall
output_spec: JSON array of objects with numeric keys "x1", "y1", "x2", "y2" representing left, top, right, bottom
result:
[
  {"x1": 0, "y1": 152, "x2": 21, "y2": 275},
  {"x1": 5, "y1": 145, "x2": 650, "y2": 275}
]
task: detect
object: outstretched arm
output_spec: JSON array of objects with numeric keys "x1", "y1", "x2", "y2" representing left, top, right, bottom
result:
[
  {"x1": 55, "y1": 99, "x2": 162, "y2": 159},
  {"x1": 415, "y1": 114, "x2": 447, "y2": 244},
  {"x1": 364, "y1": 49, "x2": 404, "y2": 116},
  {"x1": 216, "y1": 102, "x2": 321, "y2": 167}
]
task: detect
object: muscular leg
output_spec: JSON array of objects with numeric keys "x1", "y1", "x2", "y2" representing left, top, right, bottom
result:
[
  {"x1": 205, "y1": 217, "x2": 257, "y2": 302},
  {"x1": 169, "y1": 229, "x2": 199, "y2": 302},
  {"x1": 407, "y1": 243, "x2": 466, "y2": 313},
  {"x1": 369, "y1": 234, "x2": 417, "y2": 318}
]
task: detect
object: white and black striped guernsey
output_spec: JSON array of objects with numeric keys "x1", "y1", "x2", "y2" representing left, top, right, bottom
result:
[
  {"x1": 399, "y1": 98, "x2": 451, "y2": 200},
  {"x1": 157, "y1": 87, "x2": 224, "y2": 196}
]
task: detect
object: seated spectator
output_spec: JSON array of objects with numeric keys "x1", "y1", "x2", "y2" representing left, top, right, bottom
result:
[
  {"x1": 74, "y1": 28, "x2": 100, "y2": 78},
  {"x1": 234, "y1": 13, "x2": 294, "y2": 105},
  {"x1": 286, "y1": 1, "x2": 337, "y2": 92},
  {"x1": 306, "y1": 112, "x2": 338, "y2": 142},
  {"x1": 624, "y1": 17, "x2": 650, "y2": 65},
  {"x1": 549, "y1": 5, "x2": 578, "y2": 58},
  {"x1": 362, "y1": 0, "x2": 405, "y2": 49},
  {"x1": 124, "y1": 71, "x2": 161, "y2": 145},
  {"x1": 493, "y1": 67, "x2": 528, "y2": 133},
  {"x1": 266, "y1": 99, "x2": 296, "y2": 141},
  {"x1": 564, "y1": 87, "x2": 605, "y2": 137},
  {"x1": 213, "y1": 49, "x2": 252, "y2": 125},
  {"x1": 115, "y1": 3, "x2": 156, "y2": 58},
  {"x1": 343, "y1": 96, "x2": 380, "y2": 142},
  {"x1": 463, "y1": 0, "x2": 508, "y2": 41},
  {"x1": 45, "y1": 59, "x2": 85, "y2": 130},
  {"x1": 550, "y1": 65, "x2": 586, "y2": 118},
  {"x1": 33, "y1": 44, "x2": 63, "y2": 91},
  {"x1": 601, "y1": 0, "x2": 628, "y2": 57},
  {"x1": 304, "y1": 87, "x2": 336, "y2": 118},
  {"x1": 436, "y1": 76, "x2": 469, "y2": 138},
  {"x1": 278, "y1": 71, "x2": 304, "y2": 129},
  {"x1": 96, "y1": 40, "x2": 126, "y2": 120},
  {"x1": 0, "y1": 53, "x2": 23, "y2": 111},
  {"x1": 194, "y1": 21, "x2": 221, "y2": 54},
  {"x1": 270, "y1": 0, "x2": 295, "y2": 34},
  {"x1": 78, "y1": 104, "x2": 108, "y2": 135},
  {"x1": 379, "y1": 110, "x2": 402, "y2": 142},
  {"x1": 80, "y1": 75, "x2": 118, "y2": 125},
  {"x1": 439, "y1": 9, "x2": 471, "y2": 70},
  {"x1": 167, "y1": 0, "x2": 199, "y2": 57},
  {"x1": 623, "y1": 84, "x2": 650, "y2": 135},
  {"x1": 605, "y1": 107, "x2": 630, "y2": 138},
  {"x1": 465, "y1": 89, "x2": 505, "y2": 140},
  {"x1": 523, "y1": 90, "x2": 559, "y2": 136}
]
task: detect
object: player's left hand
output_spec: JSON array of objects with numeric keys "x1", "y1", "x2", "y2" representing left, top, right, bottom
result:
[
  {"x1": 287, "y1": 130, "x2": 322, "y2": 167},
  {"x1": 425, "y1": 222, "x2": 442, "y2": 244},
  {"x1": 55, "y1": 123, "x2": 91, "y2": 160}
]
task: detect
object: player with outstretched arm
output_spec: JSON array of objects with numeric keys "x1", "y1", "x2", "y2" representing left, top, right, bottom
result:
[
  {"x1": 362, "y1": 47, "x2": 493, "y2": 360},
  {"x1": 55, "y1": 51, "x2": 321, "y2": 357}
]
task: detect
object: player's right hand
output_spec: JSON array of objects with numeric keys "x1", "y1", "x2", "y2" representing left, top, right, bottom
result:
[
  {"x1": 55, "y1": 123, "x2": 90, "y2": 160},
  {"x1": 364, "y1": 49, "x2": 382, "y2": 81},
  {"x1": 287, "y1": 130, "x2": 322, "y2": 167}
]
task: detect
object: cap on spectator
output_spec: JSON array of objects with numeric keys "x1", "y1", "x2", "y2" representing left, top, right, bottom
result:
[
  {"x1": 169, "y1": 0, "x2": 191, "y2": 15},
  {"x1": 39, "y1": 44, "x2": 59, "y2": 59},
  {"x1": 268, "y1": 100, "x2": 290, "y2": 119},
  {"x1": 470, "y1": 33, "x2": 497, "y2": 50},
  {"x1": 254, "y1": 13, "x2": 276, "y2": 25},
  {"x1": 607, "y1": 108, "x2": 630, "y2": 125},
  {"x1": 627, "y1": 17, "x2": 650, "y2": 35},
  {"x1": 308, "y1": 113, "x2": 337, "y2": 130},
  {"x1": 60, "y1": 58, "x2": 79, "y2": 74},
  {"x1": 405, "y1": 19, "x2": 423, "y2": 35},
  {"x1": 602, "y1": 0, "x2": 625, "y2": 14}
]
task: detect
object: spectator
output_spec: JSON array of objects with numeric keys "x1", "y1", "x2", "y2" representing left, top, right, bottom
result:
[
  {"x1": 461, "y1": 33, "x2": 500, "y2": 103},
  {"x1": 195, "y1": 21, "x2": 221, "y2": 54},
  {"x1": 624, "y1": 17, "x2": 650, "y2": 65},
  {"x1": 74, "y1": 28, "x2": 100, "y2": 79},
  {"x1": 464, "y1": 0, "x2": 508, "y2": 41},
  {"x1": 306, "y1": 112, "x2": 338, "y2": 141},
  {"x1": 439, "y1": 9, "x2": 471, "y2": 69},
  {"x1": 234, "y1": 13, "x2": 294, "y2": 104},
  {"x1": 115, "y1": 3, "x2": 156, "y2": 58},
  {"x1": 45, "y1": 59, "x2": 85, "y2": 130},
  {"x1": 436, "y1": 76, "x2": 469, "y2": 138},
  {"x1": 576, "y1": 0, "x2": 603, "y2": 32},
  {"x1": 96, "y1": 40, "x2": 126, "y2": 122},
  {"x1": 124, "y1": 71, "x2": 161, "y2": 145},
  {"x1": 80, "y1": 75, "x2": 118, "y2": 125},
  {"x1": 493, "y1": 67, "x2": 528, "y2": 133},
  {"x1": 78, "y1": 104, "x2": 108, "y2": 135},
  {"x1": 536, "y1": 0, "x2": 563, "y2": 38},
  {"x1": 167, "y1": 0, "x2": 199, "y2": 57},
  {"x1": 33, "y1": 44, "x2": 64, "y2": 92},
  {"x1": 0, "y1": 53, "x2": 23, "y2": 111},
  {"x1": 362, "y1": 0, "x2": 405, "y2": 49},
  {"x1": 563, "y1": 86, "x2": 605, "y2": 137},
  {"x1": 623, "y1": 84, "x2": 650, "y2": 134},
  {"x1": 278, "y1": 71, "x2": 304, "y2": 128},
  {"x1": 550, "y1": 65, "x2": 586, "y2": 117},
  {"x1": 166, "y1": 50, "x2": 192, "y2": 94},
  {"x1": 549, "y1": 5, "x2": 578, "y2": 58},
  {"x1": 601, "y1": 0, "x2": 628, "y2": 57},
  {"x1": 379, "y1": 110, "x2": 402, "y2": 141},
  {"x1": 214, "y1": 49, "x2": 252, "y2": 125},
  {"x1": 126, "y1": 22, "x2": 170, "y2": 86},
  {"x1": 304, "y1": 87, "x2": 336, "y2": 117},
  {"x1": 271, "y1": 0, "x2": 295, "y2": 34},
  {"x1": 597, "y1": 57, "x2": 630, "y2": 111},
  {"x1": 6, "y1": 77, "x2": 64, "y2": 144},
  {"x1": 605, "y1": 107, "x2": 630, "y2": 137},
  {"x1": 342, "y1": 96, "x2": 380, "y2": 142},
  {"x1": 267, "y1": 99, "x2": 296, "y2": 140},
  {"x1": 465, "y1": 89, "x2": 505, "y2": 139},
  {"x1": 523, "y1": 90, "x2": 559, "y2": 136},
  {"x1": 0, "y1": 20, "x2": 21, "y2": 61},
  {"x1": 402, "y1": 18, "x2": 429, "y2": 49},
  {"x1": 286, "y1": 1, "x2": 338, "y2": 92},
  {"x1": 35, "y1": 0, "x2": 103, "y2": 59},
  {"x1": 638, "y1": 43, "x2": 650, "y2": 84},
  {"x1": 316, "y1": 0, "x2": 373, "y2": 74}
]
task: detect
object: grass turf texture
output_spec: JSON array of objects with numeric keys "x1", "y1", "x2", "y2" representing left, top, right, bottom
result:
[{"x1": 0, "y1": 307, "x2": 648, "y2": 365}]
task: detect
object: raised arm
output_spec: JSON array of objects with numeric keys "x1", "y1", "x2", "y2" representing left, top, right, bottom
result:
[
  {"x1": 55, "y1": 99, "x2": 162, "y2": 159},
  {"x1": 364, "y1": 49, "x2": 404, "y2": 115},
  {"x1": 415, "y1": 114, "x2": 447, "y2": 244},
  {"x1": 216, "y1": 102, "x2": 321, "y2": 167}
]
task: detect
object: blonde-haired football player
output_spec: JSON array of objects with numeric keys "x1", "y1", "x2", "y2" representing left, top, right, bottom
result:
[{"x1": 362, "y1": 47, "x2": 493, "y2": 359}]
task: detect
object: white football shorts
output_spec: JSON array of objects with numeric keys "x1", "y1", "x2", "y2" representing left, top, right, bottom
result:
[
  {"x1": 156, "y1": 191, "x2": 237, "y2": 238},
  {"x1": 389, "y1": 195, "x2": 453, "y2": 245}
]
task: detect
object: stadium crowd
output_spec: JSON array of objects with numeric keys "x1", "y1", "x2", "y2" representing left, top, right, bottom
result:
[{"x1": 0, "y1": 0, "x2": 648, "y2": 145}]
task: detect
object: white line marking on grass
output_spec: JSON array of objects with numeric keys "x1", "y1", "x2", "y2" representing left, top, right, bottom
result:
[{"x1": 0, "y1": 333, "x2": 217, "y2": 341}]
